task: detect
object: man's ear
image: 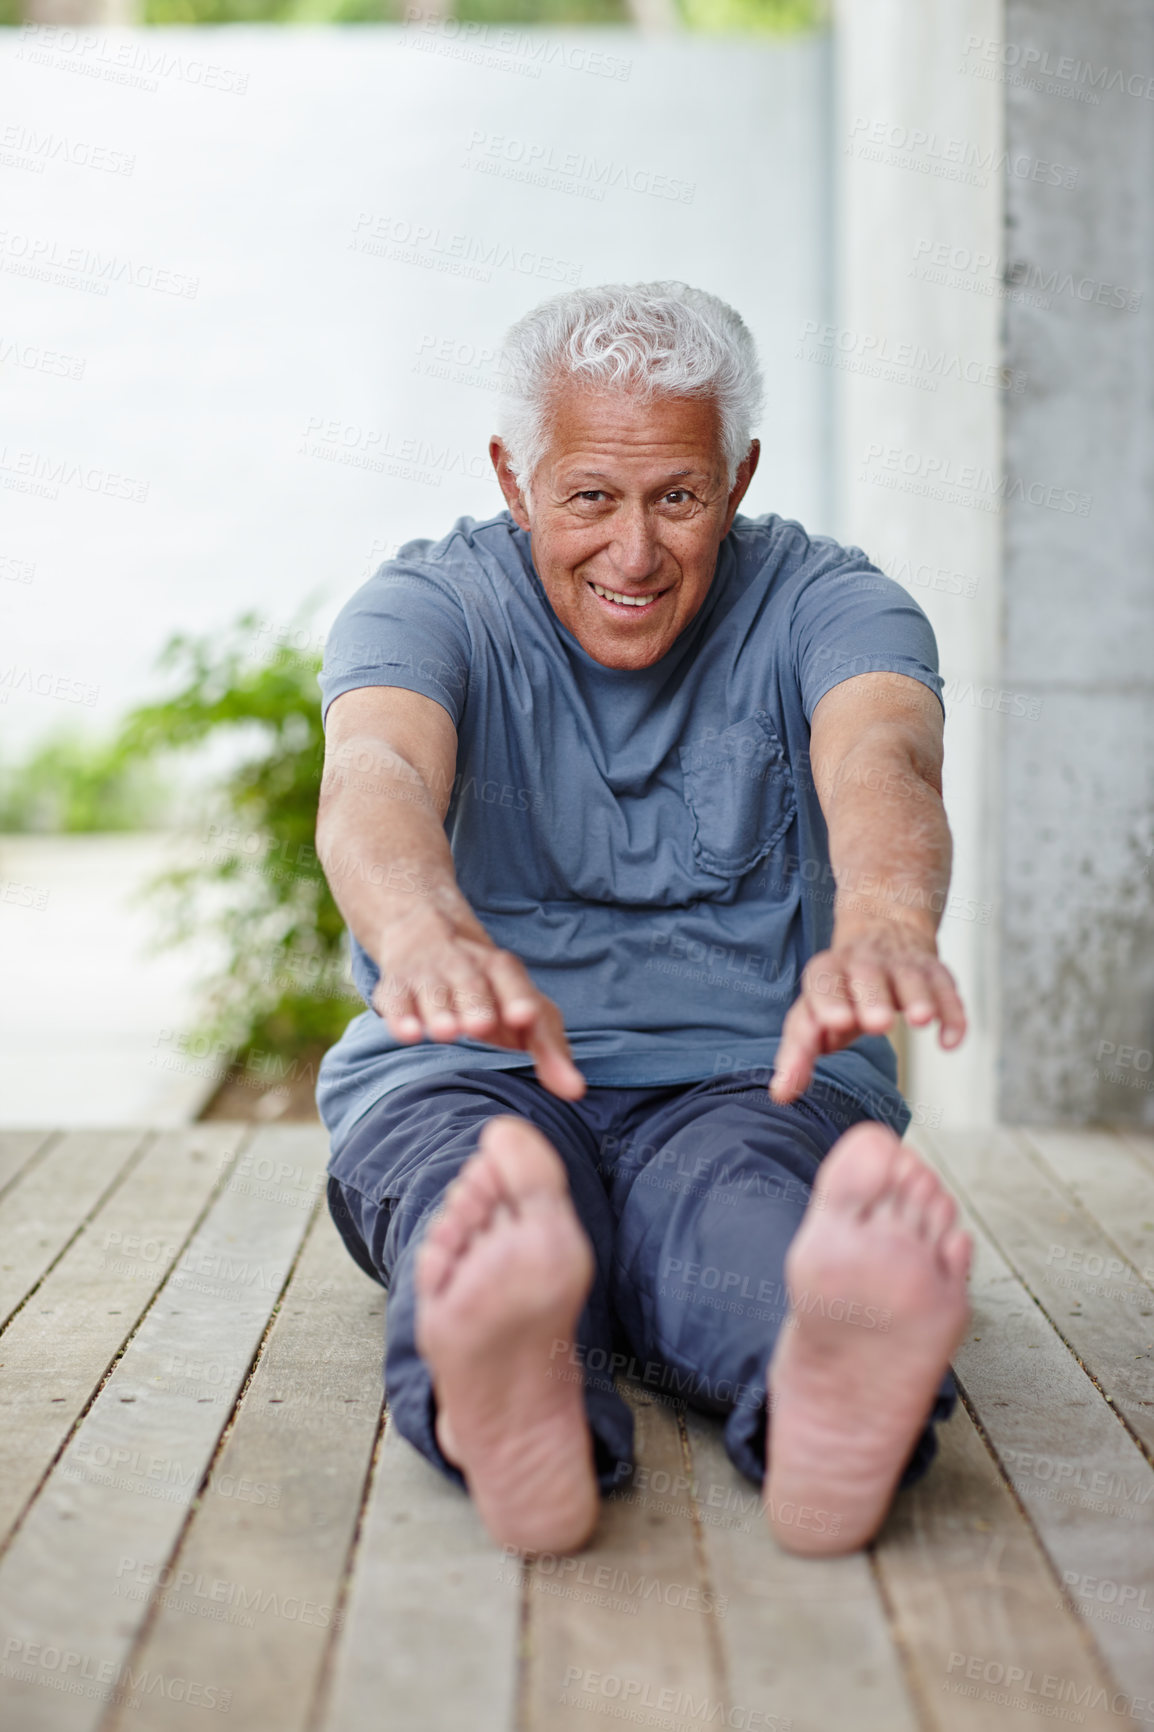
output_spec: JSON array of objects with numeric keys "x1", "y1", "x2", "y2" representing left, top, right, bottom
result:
[
  {"x1": 722, "y1": 438, "x2": 760, "y2": 533},
  {"x1": 490, "y1": 437, "x2": 532, "y2": 530}
]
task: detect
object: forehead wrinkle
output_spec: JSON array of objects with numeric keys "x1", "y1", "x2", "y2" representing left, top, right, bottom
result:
[{"x1": 565, "y1": 465, "x2": 706, "y2": 480}]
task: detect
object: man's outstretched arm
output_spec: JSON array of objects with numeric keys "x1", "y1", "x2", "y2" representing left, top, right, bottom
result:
[
  {"x1": 770, "y1": 671, "x2": 966, "y2": 1104},
  {"x1": 316, "y1": 685, "x2": 585, "y2": 1099}
]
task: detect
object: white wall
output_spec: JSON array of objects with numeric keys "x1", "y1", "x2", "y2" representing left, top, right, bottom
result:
[
  {"x1": 1, "y1": 25, "x2": 832, "y2": 754},
  {"x1": 833, "y1": 0, "x2": 1004, "y2": 1127}
]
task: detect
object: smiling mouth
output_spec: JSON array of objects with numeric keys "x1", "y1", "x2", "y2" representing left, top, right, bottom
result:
[{"x1": 588, "y1": 581, "x2": 669, "y2": 610}]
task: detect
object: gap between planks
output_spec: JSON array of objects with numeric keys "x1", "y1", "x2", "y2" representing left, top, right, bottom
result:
[{"x1": 0, "y1": 1126, "x2": 330, "y2": 1732}]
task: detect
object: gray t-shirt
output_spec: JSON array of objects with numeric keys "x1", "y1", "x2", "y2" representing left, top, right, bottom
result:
[{"x1": 316, "y1": 508, "x2": 944, "y2": 1147}]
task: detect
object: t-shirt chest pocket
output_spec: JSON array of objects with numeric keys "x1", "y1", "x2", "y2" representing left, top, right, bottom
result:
[{"x1": 679, "y1": 711, "x2": 797, "y2": 877}]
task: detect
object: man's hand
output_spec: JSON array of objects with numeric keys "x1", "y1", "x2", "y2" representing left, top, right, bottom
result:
[
  {"x1": 372, "y1": 899, "x2": 586, "y2": 1101},
  {"x1": 769, "y1": 919, "x2": 966, "y2": 1104}
]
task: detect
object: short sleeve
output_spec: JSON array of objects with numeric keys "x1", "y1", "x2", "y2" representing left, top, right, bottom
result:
[
  {"x1": 790, "y1": 550, "x2": 944, "y2": 723},
  {"x1": 318, "y1": 561, "x2": 472, "y2": 730}
]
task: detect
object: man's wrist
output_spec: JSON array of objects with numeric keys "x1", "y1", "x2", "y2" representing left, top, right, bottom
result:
[
  {"x1": 374, "y1": 875, "x2": 483, "y2": 958},
  {"x1": 830, "y1": 904, "x2": 939, "y2": 952}
]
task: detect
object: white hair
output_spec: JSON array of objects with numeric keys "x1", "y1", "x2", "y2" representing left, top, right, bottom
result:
[{"x1": 496, "y1": 281, "x2": 764, "y2": 492}]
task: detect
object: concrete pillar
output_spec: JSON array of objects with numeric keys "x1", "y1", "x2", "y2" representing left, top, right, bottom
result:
[
  {"x1": 1000, "y1": 0, "x2": 1154, "y2": 1122},
  {"x1": 833, "y1": 0, "x2": 1004, "y2": 1126}
]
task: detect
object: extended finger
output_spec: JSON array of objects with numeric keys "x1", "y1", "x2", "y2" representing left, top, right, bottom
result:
[
  {"x1": 770, "y1": 998, "x2": 823, "y2": 1103},
  {"x1": 413, "y1": 974, "x2": 461, "y2": 1040},
  {"x1": 434, "y1": 947, "x2": 499, "y2": 1035},
  {"x1": 801, "y1": 961, "x2": 860, "y2": 1036},
  {"x1": 928, "y1": 960, "x2": 968, "y2": 1049},
  {"x1": 836, "y1": 957, "x2": 896, "y2": 1034},
  {"x1": 889, "y1": 960, "x2": 938, "y2": 1027},
  {"x1": 484, "y1": 947, "x2": 545, "y2": 1034},
  {"x1": 524, "y1": 1000, "x2": 586, "y2": 1101},
  {"x1": 375, "y1": 969, "x2": 424, "y2": 1042}
]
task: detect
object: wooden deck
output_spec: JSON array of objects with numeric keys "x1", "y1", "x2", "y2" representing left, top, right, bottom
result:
[{"x1": 1, "y1": 1125, "x2": 1153, "y2": 1732}]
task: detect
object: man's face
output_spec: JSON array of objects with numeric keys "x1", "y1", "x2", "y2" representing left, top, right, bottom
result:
[{"x1": 491, "y1": 384, "x2": 759, "y2": 670}]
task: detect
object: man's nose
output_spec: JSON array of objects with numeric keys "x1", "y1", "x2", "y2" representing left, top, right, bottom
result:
[{"x1": 609, "y1": 508, "x2": 663, "y2": 582}]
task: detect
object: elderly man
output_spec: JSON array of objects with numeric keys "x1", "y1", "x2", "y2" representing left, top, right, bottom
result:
[{"x1": 315, "y1": 281, "x2": 971, "y2": 1558}]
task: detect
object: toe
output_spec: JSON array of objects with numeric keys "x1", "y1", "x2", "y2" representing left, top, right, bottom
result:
[
  {"x1": 451, "y1": 1160, "x2": 503, "y2": 1231},
  {"x1": 925, "y1": 1188, "x2": 958, "y2": 1247},
  {"x1": 895, "y1": 1165, "x2": 942, "y2": 1235},
  {"x1": 425, "y1": 1196, "x2": 479, "y2": 1260},
  {"x1": 415, "y1": 1235, "x2": 455, "y2": 1299},
  {"x1": 814, "y1": 1122, "x2": 903, "y2": 1216},
  {"x1": 941, "y1": 1225, "x2": 973, "y2": 1282},
  {"x1": 477, "y1": 1115, "x2": 571, "y2": 1202}
]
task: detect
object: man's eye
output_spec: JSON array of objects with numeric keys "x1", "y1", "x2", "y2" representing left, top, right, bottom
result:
[
  {"x1": 576, "y1": 490, "x2": 606, "y2": 503},
  {"x1": 663, "y1": 490, "x2": 693, "y2": 505}
]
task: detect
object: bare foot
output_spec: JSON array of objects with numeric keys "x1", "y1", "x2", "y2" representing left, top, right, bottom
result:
[
  {"x1": 414, "y1": 1115, "x2": 599, "y2": 1554},
  {"x1": 764, "y1": 1123, "x2": 971, "y2": 1555}
]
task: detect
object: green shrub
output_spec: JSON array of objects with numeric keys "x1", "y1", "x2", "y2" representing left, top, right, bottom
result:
[
  {"x1": 678, "y1": 0, "x2": 823, "y2": 30},
  {"x1": 0, "y1": 732, "x2": 169, "y2": 834},
  {"x1": 115, "y1": 612, "x2": 359, "y2": 1064}
]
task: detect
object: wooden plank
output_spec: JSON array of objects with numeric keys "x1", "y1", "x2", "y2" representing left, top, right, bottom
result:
[
  {"x1": 0, "y1": 1124, "x2": 247, "y2": 1546},
  {"x1": 874, "y1": 1401, "x2": 1127, "y2": 1732},
  {"x1": 0, "y1": 1130, "x2": 55, "y2": 1199},
  {"x1": 685, "y1": 1406, "x2": 920, "y2": 1732},
  {"x1": 0, "y1": 1126, "x2": 328, "y2": 1732},
  {"x1": 521, "y1": 1383, "x2": 723, "y2": 1732},
  {"x1": 1115, "y1": 1130, "x2": 1154, "y2": 1180},
  {"x1": 1022, "y1": 1127, "x2": 1154, "y2": 1296},
  {"x1": 103, "y1": 1209, "x2": 385, "y2": 1732},
  {"x1": 317, "y1": 1415, "x2": 521, "y2": 1732},
  {"x1": 0, "y1": 1130, "x2": 147, "y2": 1330},
  {"x1": 903, "y1": 1143, "x2": 1154, "y2": 1716},
  {"x1": 921, "y1": 1127, "x2": 1154, "y2": 1459}
]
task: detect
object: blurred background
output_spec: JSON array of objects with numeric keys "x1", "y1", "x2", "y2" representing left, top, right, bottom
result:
[{"x1": 2, "y1": 0, "x2": 1151, "y2": 1132}]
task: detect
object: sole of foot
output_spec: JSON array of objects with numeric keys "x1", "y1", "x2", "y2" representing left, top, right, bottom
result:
[
  {"x1": 764, "y1": 1123, "x2": 972, "y2": 1556},
  {"x1": 414, "y1": 1113, "x2": 599, "y2": 1555}
]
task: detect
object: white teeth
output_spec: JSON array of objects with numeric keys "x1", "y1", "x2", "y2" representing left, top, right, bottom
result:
[{"x1": 591, "y1": 583, "x2": 659, "y2": 607}]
